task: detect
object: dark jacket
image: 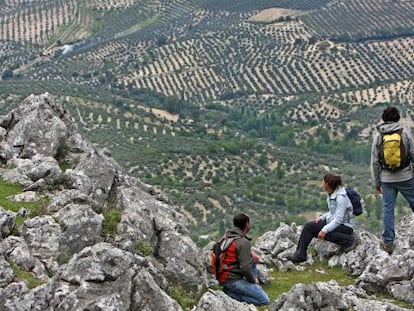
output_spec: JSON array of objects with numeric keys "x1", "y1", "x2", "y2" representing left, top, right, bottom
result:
[{"x1": 220, "y1": 227, "x2": 255, "y2": 283}]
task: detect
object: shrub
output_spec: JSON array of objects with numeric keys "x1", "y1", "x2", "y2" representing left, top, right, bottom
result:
[
  {"x1": 168, "y1": 286, "x2": 198, "y2": 310},
  {"x1": 137, "y1": 240, "x2": 153, "y2": 256},
  {"x1": 102, "y1": 208, "x2": 122, "y2": 237}
]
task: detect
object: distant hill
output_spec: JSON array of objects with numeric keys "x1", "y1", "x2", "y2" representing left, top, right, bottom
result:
[{"x1": 0, "y1": 0, "x2": 413, "y2": 242}]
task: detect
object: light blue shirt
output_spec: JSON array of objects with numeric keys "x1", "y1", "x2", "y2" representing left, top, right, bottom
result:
[{"x1": 320, "y1": 186, "x2": 354, "y2": 233}]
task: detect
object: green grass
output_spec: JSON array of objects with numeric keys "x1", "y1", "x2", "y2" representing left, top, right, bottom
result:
[
  {"x1": 114, "y1": 14, "x2": 161, "y2": 39},
  {"x1": 258, "y1": 261, "x2": 413, "y2": 309},
  {"x1": 7, "y1": 260, "x2": 45, "y2": 289},
  {"x1": 102, "y1": 208, "x2": 122, "y2": 236},
  {"x1": 137, "y1": 240, "x2": 153, "y2": 256},
  {"x1": 168, "y1": 286, "x2": 199, "y2": 310},
  {"x1": 0, "y1": 178, "x2": 48, "y2": 226},
  {"x1": 258, "y1": 261, "x2": 356, "y2": 310}
]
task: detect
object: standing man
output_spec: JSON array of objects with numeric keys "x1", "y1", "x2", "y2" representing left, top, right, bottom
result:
[
  {"x1": 371, "y1": 107, "x2": 414, "y2": 254},
  {"x1": 218, "y1": 213, "x2": 270, "y2": 306}
]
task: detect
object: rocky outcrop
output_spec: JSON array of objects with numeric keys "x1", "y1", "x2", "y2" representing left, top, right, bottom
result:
[
  {"x1": 255, "y1": 216, "x2": 414, "y2": 310},
  {"x1": 193, "y1": 290, "x2": 257, "y2": 311},
  {"x1": 271, "y1": 280, "x2": 408, "y2": 311},
  {"x1": 0, "y1": 93, "x2": 413, "y2": 310},
  {"x1": 0, "y1": 94, "x2": 209, "y2": 310}
]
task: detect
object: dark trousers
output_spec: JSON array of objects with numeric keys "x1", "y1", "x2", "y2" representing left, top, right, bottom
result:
[{"x1": 295, "y1": 219, "x2": 353, "y2": 259}]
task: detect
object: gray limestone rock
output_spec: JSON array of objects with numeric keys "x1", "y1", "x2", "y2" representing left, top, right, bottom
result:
[
  {"x1": 271, "y1": 280, "x2": 410, "y2": 311},
  {"x1": 22, "y1": 215, "x2": 62, "y2": 274},
  {"x1": 193, "y1": 289, "x2": 258, "y2": 311},
  {"x1": 54, "y1": 243, "x2": 135, "y2": 310},
  {"x1": 132, "y1": 268, "x2": 183, "y2": 311},
  {"x1": 0, "y1": 207, "x2": 16, "y2": 239},
  {"x1": 53, "y1": 203, "x2": 104, "y2": 255},
  {"x1": 4, "y1": 93, "x2": 69, "y2": 159},
  {"x1": 0, "y1": 257, "x2": 14, "y2": 287}
]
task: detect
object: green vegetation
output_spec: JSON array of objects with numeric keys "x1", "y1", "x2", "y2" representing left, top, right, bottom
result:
[
  {"x1": 56, "y1": 251, "x2": 73, "y2": 265},
  {"x1": 0, "y1": 178, "x2": 48, "y2": 226},
  {"x1": 260, "y1": 261, "x2": 355, "y2": 308},
  {"x1": 255, "y1": 260, "x2": 412, "y2": 310},
  {"x1": 102, "y1": 208, "x2": 122, "y2": 237},
  {"x1": 7, "y1": 260, "x2": 45, "y2": 289},
  {"x1": 56, "y1": 143, "x2": 71, "y2": 172},
  {"x1": 137, "y1": 240, "x2": 153, "y2": 256},
  {"x1": 168, "y1": 286, "x2": 199, "y2": 310},
  {"x1": 0, "y1": 0, "x2": 413, "y2": 245}
]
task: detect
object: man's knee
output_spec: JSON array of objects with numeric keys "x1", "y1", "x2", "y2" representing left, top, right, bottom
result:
[{"x1": 257, "y1": 292, "x2": 270, "y2": 306}]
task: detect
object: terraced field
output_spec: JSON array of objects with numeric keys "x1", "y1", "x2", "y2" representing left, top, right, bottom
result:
[{"x1": 0, "y1": 0, "x2": 413, "y2": 240}]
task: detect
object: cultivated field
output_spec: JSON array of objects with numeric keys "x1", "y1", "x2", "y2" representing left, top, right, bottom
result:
[{"x1": 0, "y1": 0, "x2": 412, "y2": 238}]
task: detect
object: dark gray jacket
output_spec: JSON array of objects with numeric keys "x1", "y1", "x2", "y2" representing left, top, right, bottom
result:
[{"x1": 223, "y1": 227, "x2": 255, "y2": 283}]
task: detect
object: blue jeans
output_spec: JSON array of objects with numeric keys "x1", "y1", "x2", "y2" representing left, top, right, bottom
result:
[
  {"x1": 382, "y1": 178, "x2": 414, "y2": 244},
  {"x1": 222, "y1": 263, "x2": 270, "y2": 306}
]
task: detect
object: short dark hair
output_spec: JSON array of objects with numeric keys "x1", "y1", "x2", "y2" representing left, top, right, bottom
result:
[
  {"x1": 323, "y1": 174, "x2": 342, "y2": 191},
  {"x1": 233, "y1": 213, "x2": 249, "y2": 230},
  {"x1": 382, "y1": 107, "x2": 400, "y2": 123}
]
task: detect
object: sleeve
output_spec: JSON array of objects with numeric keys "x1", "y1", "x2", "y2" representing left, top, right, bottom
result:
[
  {"x1": 319, "y1": 212, "x2": 329, "y2": 221},
  {"x1": 371, "y1": 133, "x2": 381, "y2": 188},
  {"x1": 404, "y1": 130, "x2": 414, "y2": 163},
  {"x1": 237, "y1": 239, "x2": 256, "y2": 283},
  {"x1": 321, "y1": 194, "x2": 348, "y2": 233}
]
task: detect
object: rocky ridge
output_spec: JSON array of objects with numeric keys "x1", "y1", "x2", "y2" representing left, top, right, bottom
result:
[{"x1": 0, "y1": 93, "x2": 413, "y2": 310}]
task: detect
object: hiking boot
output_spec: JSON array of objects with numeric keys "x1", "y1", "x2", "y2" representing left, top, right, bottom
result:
[
  {"x1": 285, "y1": 254, "x2": 306, "y2": 263},
  {"x1": 380, "y1": 240, "x2": 394, "y2": 255}
]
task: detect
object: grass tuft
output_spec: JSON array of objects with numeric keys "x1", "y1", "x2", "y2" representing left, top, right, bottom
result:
[
  {"x1": 169, "y1": 286, "x2": 198, "y2": 310},
  {"x1": 137, "y1": 240, "x2": 153, "y2": 256},
  {"x1": 7, "y1": 260, "x2": 45, "y2": 289},
  {"x1": 102, "y1": 208, "x2": 122, "y2": 237},
  {"x1": 258, "y1": 261, "x2": 356, "y2": 310},
  {"x1": 0, "y1": 178, "x2": 49, "y2": 227}
]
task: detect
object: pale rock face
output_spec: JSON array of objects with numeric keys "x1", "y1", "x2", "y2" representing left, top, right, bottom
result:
[
  {"x1": 53, "y1": 203, "x2": 104, "y2": 255},
  {"x1": 0, "y1": 93, "x2": 210, "y2": 310},
  {"x1": 0, "y1": 258, "x2": 14, "y2": 287},
  {"x1": 270, "y1": 280, "x2": 409, "y2": 311},
  {"x1": 5, "y1": 94, "x2": 68, "y2": 159},
  {"x1": 0, "y1": 207, "x2": 15, "y2": 239},
  {"x1": 0, "y1": 93, "x2": 413, "y2": 310},
  {"x1": 193, "y1": 290, "x2": 258, "y2": 311}
]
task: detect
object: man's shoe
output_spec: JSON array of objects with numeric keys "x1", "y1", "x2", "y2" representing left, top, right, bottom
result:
[
  {"x1": 380, "y1": 240, "x2": 394, "y2": 255},
  {"x1": 285, "y1": 254, "x2": 306, "y2": 263}
]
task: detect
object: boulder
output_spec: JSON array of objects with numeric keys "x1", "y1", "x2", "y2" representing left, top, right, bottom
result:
[{"x1": 0, "y1": 207, "x2": 15, "y2": 239}]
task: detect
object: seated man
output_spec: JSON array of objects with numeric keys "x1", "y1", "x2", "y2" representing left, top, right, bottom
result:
[{"x1": 218, "y1": 213, "x2": 270, "y2": 306}]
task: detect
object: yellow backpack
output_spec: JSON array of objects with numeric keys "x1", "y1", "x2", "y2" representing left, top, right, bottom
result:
[{"x1": 380, "y1": 130, "x2": 409, "y2": 171}]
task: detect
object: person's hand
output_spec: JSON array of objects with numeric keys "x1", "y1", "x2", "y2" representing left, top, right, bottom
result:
[
  {"x1": 317, "y1": 231, "x2": 326, "y2": 239},
  {"x1": 251, "y1": 251, "x2": 261, "y2": 264},
  {"x1": 375, "y1": 186, "x2": 382, "y2": 194}
]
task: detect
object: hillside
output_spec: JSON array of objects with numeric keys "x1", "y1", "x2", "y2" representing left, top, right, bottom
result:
[
  {"x1": 0, "y1": 0, "x2": 413, "y2": 242},
  {"x1": 0, "y1": 93, "x2": 412, "y2": 310}
]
